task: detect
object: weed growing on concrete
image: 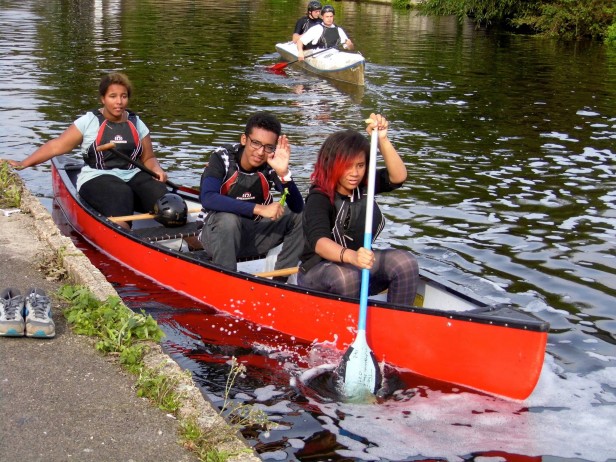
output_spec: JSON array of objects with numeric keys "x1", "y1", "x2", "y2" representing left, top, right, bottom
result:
[
  {"x1": 59, "y1": 285, "x2": 164, "y2": 369},
  {"x1": 0, "y1": 161, "x2": 21, "y2": 208},
  {"x1": 37, "y1": 246, "x2": 69, "y2": 281},
  {"x1": 136, "y1": 366, "x2": 187, "y2": 413}
]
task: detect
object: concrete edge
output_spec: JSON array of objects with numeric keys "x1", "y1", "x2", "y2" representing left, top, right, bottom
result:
[{"x1": 17, "y1": 182, "x2": 261, "y2": 462}]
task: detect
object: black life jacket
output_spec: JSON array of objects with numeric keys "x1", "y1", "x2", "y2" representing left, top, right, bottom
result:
[
  {"x1": 84, "y1": 110, "x2": 141, "y2": 170},
  {"x1": 305, "y1": 25, "x2": 341, "y2": 50},
  {"x1": 332, "y1": 187, "x2": 385, "y2": 251},
  {"x1": 218, "y1": 144, "x2": 273, "y2": 206}
]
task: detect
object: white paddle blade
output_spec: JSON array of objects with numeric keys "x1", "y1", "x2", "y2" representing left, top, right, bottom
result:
[{"x1": 340, "y1": 331, "x2": 381, "y2": 398}]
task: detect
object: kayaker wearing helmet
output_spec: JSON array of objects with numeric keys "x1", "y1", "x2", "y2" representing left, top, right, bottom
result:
[
  {"x1": 3, "y1": 72, "x2": 169, "y2": 230},
  {"x1": 296, "y1": 4, "x2": 354, "y2": 60},
  {"x1": 292, "y1": 1, "x2": 322, "y2": 43}
]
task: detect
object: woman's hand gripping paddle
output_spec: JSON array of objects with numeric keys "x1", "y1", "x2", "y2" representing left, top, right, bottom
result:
[{"x1": 337, "y1": 119, "x2": 383, "y2": 399}]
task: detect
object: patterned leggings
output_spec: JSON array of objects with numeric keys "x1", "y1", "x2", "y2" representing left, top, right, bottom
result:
[{"x1": 297, "y1": 248, "x2": 419, "y2": 306}]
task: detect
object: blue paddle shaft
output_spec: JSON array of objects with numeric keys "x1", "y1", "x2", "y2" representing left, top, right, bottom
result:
[{"x1": 357, "y1": 127, "x2": 378, "y2": 332}]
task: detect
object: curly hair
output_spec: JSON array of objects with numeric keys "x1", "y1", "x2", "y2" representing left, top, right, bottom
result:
[{"x1": 99, "y1": 72, "x2": 133, "y2": 99}]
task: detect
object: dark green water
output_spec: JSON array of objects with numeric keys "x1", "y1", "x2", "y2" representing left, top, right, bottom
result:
[{"x1": 2, "y1": 0, "x2": 615, "y2": 460}]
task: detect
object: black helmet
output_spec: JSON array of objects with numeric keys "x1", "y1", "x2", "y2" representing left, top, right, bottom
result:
[
  {"x1": 307, "y1": 1, "x2": 322, "y2": 12},
  {"x1": 321, "y1": 4, "x2": 334, "y2": 14},
  {"x1": 153, "y1": 193, "x2": 188, "y2": 227}
]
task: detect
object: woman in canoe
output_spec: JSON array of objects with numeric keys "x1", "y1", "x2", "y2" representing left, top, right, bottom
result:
[
  {"x1": 4, "y1": 72, "x2": 169, "y2": 228},
  {"x1": 298, "y1": 114, "x2": 419, "y2": 305}
]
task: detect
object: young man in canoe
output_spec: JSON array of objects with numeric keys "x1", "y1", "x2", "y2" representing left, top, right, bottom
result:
[
  {"x1": 297, "y1": 114, "x2": 419, "y2": 305},
  {"x1": 4, "y1": 72, "x2": 169, "y2": 230},
  {"x1": 292, "y1": 1, "x2": 322, "y2": 43},
  {"x1": 296, "y1": 4, "x2": 354, "y2": 61},
  {"x1": 198, "y1": 112, "x2": 304, "y2": 275}
]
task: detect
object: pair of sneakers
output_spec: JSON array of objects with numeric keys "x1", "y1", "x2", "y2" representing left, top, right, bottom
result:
[{"x1": 0, "y1": 288, "x2": 55, "y2": 338}]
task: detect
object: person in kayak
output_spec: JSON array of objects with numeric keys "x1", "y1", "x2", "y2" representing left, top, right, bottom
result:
[
  {"x1": 4, "y1": 72, "x2": 168, "y2": 229},
  {"x1": 296, "y1": 4, "x2": 354, "y2": 60},
  {"x1": 292, "y1": 1, "x2": 322, "y2": 43},
  {"x1": 198, "y1": 112, "x2": 304, "y2": 275},
  {"x1": 297, "y1": 114, "x2": 419, "y2": 305}
]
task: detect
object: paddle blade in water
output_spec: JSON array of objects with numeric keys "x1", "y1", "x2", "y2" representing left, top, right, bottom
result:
[
  {"x1": 338, "y1": 330, "x2": 382, "y2": 398},
  {"x1": 268, "y1": 61, "x2": 290, "y2": 71}
]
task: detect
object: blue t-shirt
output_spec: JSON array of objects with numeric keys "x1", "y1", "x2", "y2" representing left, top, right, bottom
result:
[{"x1": 74, "y1": 111, "x2": 150, "y2": 191}]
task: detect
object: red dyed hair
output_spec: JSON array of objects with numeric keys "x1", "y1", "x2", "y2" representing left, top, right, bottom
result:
[{"x1": 311, "y1": 129, "x2": 371, "y2": 203}]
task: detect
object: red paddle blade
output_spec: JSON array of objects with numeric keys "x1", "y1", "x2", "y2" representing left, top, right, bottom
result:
[{"x1": 268, "y1": 61, "x2": 290, "y2": 71}]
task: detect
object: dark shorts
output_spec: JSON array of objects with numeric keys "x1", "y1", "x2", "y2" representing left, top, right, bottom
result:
[{"x1": 78, "y1": 171, "x2": 168, "y2": 217}]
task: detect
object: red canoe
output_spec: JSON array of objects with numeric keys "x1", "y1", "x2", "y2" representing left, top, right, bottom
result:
[{"x1": 51, "y1": 156, "x2": 549, "y2": 400}]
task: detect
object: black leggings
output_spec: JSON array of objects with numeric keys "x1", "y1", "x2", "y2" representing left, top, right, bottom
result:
[
  {"x1": 78, "y1": 172, "x2": 167, "y2": 217},
  {"x1": 297, "y1": 248, "x2": 419, "y2": 306}
]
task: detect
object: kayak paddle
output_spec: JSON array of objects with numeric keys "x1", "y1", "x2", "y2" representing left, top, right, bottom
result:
[
  {"x1": 97, "y1": 142, "x2": 200, "y2": 196},
  {"x1": 337, "y1": 121, "x2": 382, "y2": 398},
  {"x1": 268, "y1": 45, "x2": 338, "y2": 72}
]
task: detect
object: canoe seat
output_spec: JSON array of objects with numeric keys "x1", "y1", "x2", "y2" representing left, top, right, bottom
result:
[
  {"x1": 134, "y1": 224, "x2": 268, "y2": 264},
  {"x1": 131, "y1": 221, "x2": 201, "y2": 242}
]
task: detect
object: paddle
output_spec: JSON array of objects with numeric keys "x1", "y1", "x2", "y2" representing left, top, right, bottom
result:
[
  {"x1": 337, "y1": 120, "x2": 382, "y2": 398},
  {"x1": 97, "y1": 142, "x2": 200, "y2": 196},
  {"x1": 108, "y1": 207, "x2": 202, "y2": 223},
  {"x1": 268, "y1": 45, "x2": 337, "y2": 71}
]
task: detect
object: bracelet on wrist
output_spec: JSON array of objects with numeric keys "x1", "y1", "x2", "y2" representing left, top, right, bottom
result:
[{"x1": 339, "y1": 247, "x2": 347, "y2": 263}]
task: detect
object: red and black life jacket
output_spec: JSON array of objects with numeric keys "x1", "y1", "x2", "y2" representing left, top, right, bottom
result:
[
  {"x1": 219, "y1": 144, "x2": 273, "y2": 206},
  {"x1": 84, "y1": 110, "x2": 141, "y2": 170}
]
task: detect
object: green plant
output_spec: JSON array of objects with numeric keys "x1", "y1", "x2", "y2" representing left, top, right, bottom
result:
[
  {"x1": 606, "y1": 22, "x2": 616, "y2": 45},
  {"x1": 136, "y1": 367, "x2": 187, "y2": 413},
  {"x1": 0, "y1": 161, "x2": 21, "y2": 208},
  {"x1": 219, "y1": 357, "x2": 274, "y2": 430},
  {"x1": 59, "y1": 285, "x2": 164, "y2": 369}
]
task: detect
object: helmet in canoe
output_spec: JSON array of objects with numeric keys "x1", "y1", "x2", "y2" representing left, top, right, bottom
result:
[
  {"x1": 307, "y1": 1, "x2": 322, "y2": 12},
  {"x1": 321, "y1": 5, "x2": 335, "y2": 14},
  {"x1": 153, "y1": 193, "x2": 188, "y2": 227}
]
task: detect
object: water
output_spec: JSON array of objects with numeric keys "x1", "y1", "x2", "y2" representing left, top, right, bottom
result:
[{"x1": 2, "y1": 0, "x2": 616, "y2": 460}]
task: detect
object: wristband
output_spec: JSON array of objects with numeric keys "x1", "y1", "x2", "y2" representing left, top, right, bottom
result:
[{"x1": 278, "y1": 170, "x2": 293, "y2": 183}]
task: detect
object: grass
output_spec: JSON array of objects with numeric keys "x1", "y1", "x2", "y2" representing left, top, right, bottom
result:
[
  {"x1": 58, "y1": 284, "x2": 273, "y2": 461},
  {"x1": 0, "y1": 161, "x2": 22, "y2": 208}
]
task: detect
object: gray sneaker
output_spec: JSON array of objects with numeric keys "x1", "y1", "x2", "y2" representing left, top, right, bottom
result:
[
  {"x1": 24, "y1": 288, "x2": 55, "y2": 338},
  {"x1": 0, "y1": 288, "x2": 25, "y2": 337}
]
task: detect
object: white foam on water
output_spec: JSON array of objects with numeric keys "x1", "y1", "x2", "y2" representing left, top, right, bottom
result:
[{"x1": 301, "y1": 354, "x2": 616, "y2": 460}]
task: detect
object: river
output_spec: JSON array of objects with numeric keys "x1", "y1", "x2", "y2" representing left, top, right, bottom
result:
[{"x1": 1, "y1": 0, "x2": 615, "y2": 460}]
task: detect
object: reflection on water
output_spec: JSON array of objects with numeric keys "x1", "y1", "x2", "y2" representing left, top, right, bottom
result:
[{"x1": 3, "y1": 0, "x2": 616, "y2": 460}]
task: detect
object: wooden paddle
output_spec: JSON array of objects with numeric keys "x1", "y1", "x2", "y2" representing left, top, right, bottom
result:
[
  {"x1": 109, "y1": 207, "x2": 202, "y2": 223},
  {"x1": 97, "y1": 142, "x2": 200, "y2": 196},
  {"x1": 254, "y1": 267, "x2": 299, "y2": 278},
  {"x1": 268, "y1": 45, "x2": 338, "y2": 71},
  {"x1": 338, "y1": 120, "x2": 382, "y2": 398}
]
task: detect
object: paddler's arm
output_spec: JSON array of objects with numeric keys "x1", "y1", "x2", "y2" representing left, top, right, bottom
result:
[
  {"x1": 366, "y1": 113, "x2": 407, "y2": 185},
  {"x1": 4, "y1": 124, "x2": 83, "y2": 169}
]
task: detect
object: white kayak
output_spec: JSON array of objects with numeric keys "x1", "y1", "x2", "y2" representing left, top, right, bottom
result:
[{"x1": 275, "y1": 41, "x2": 365, "y2": 86}]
